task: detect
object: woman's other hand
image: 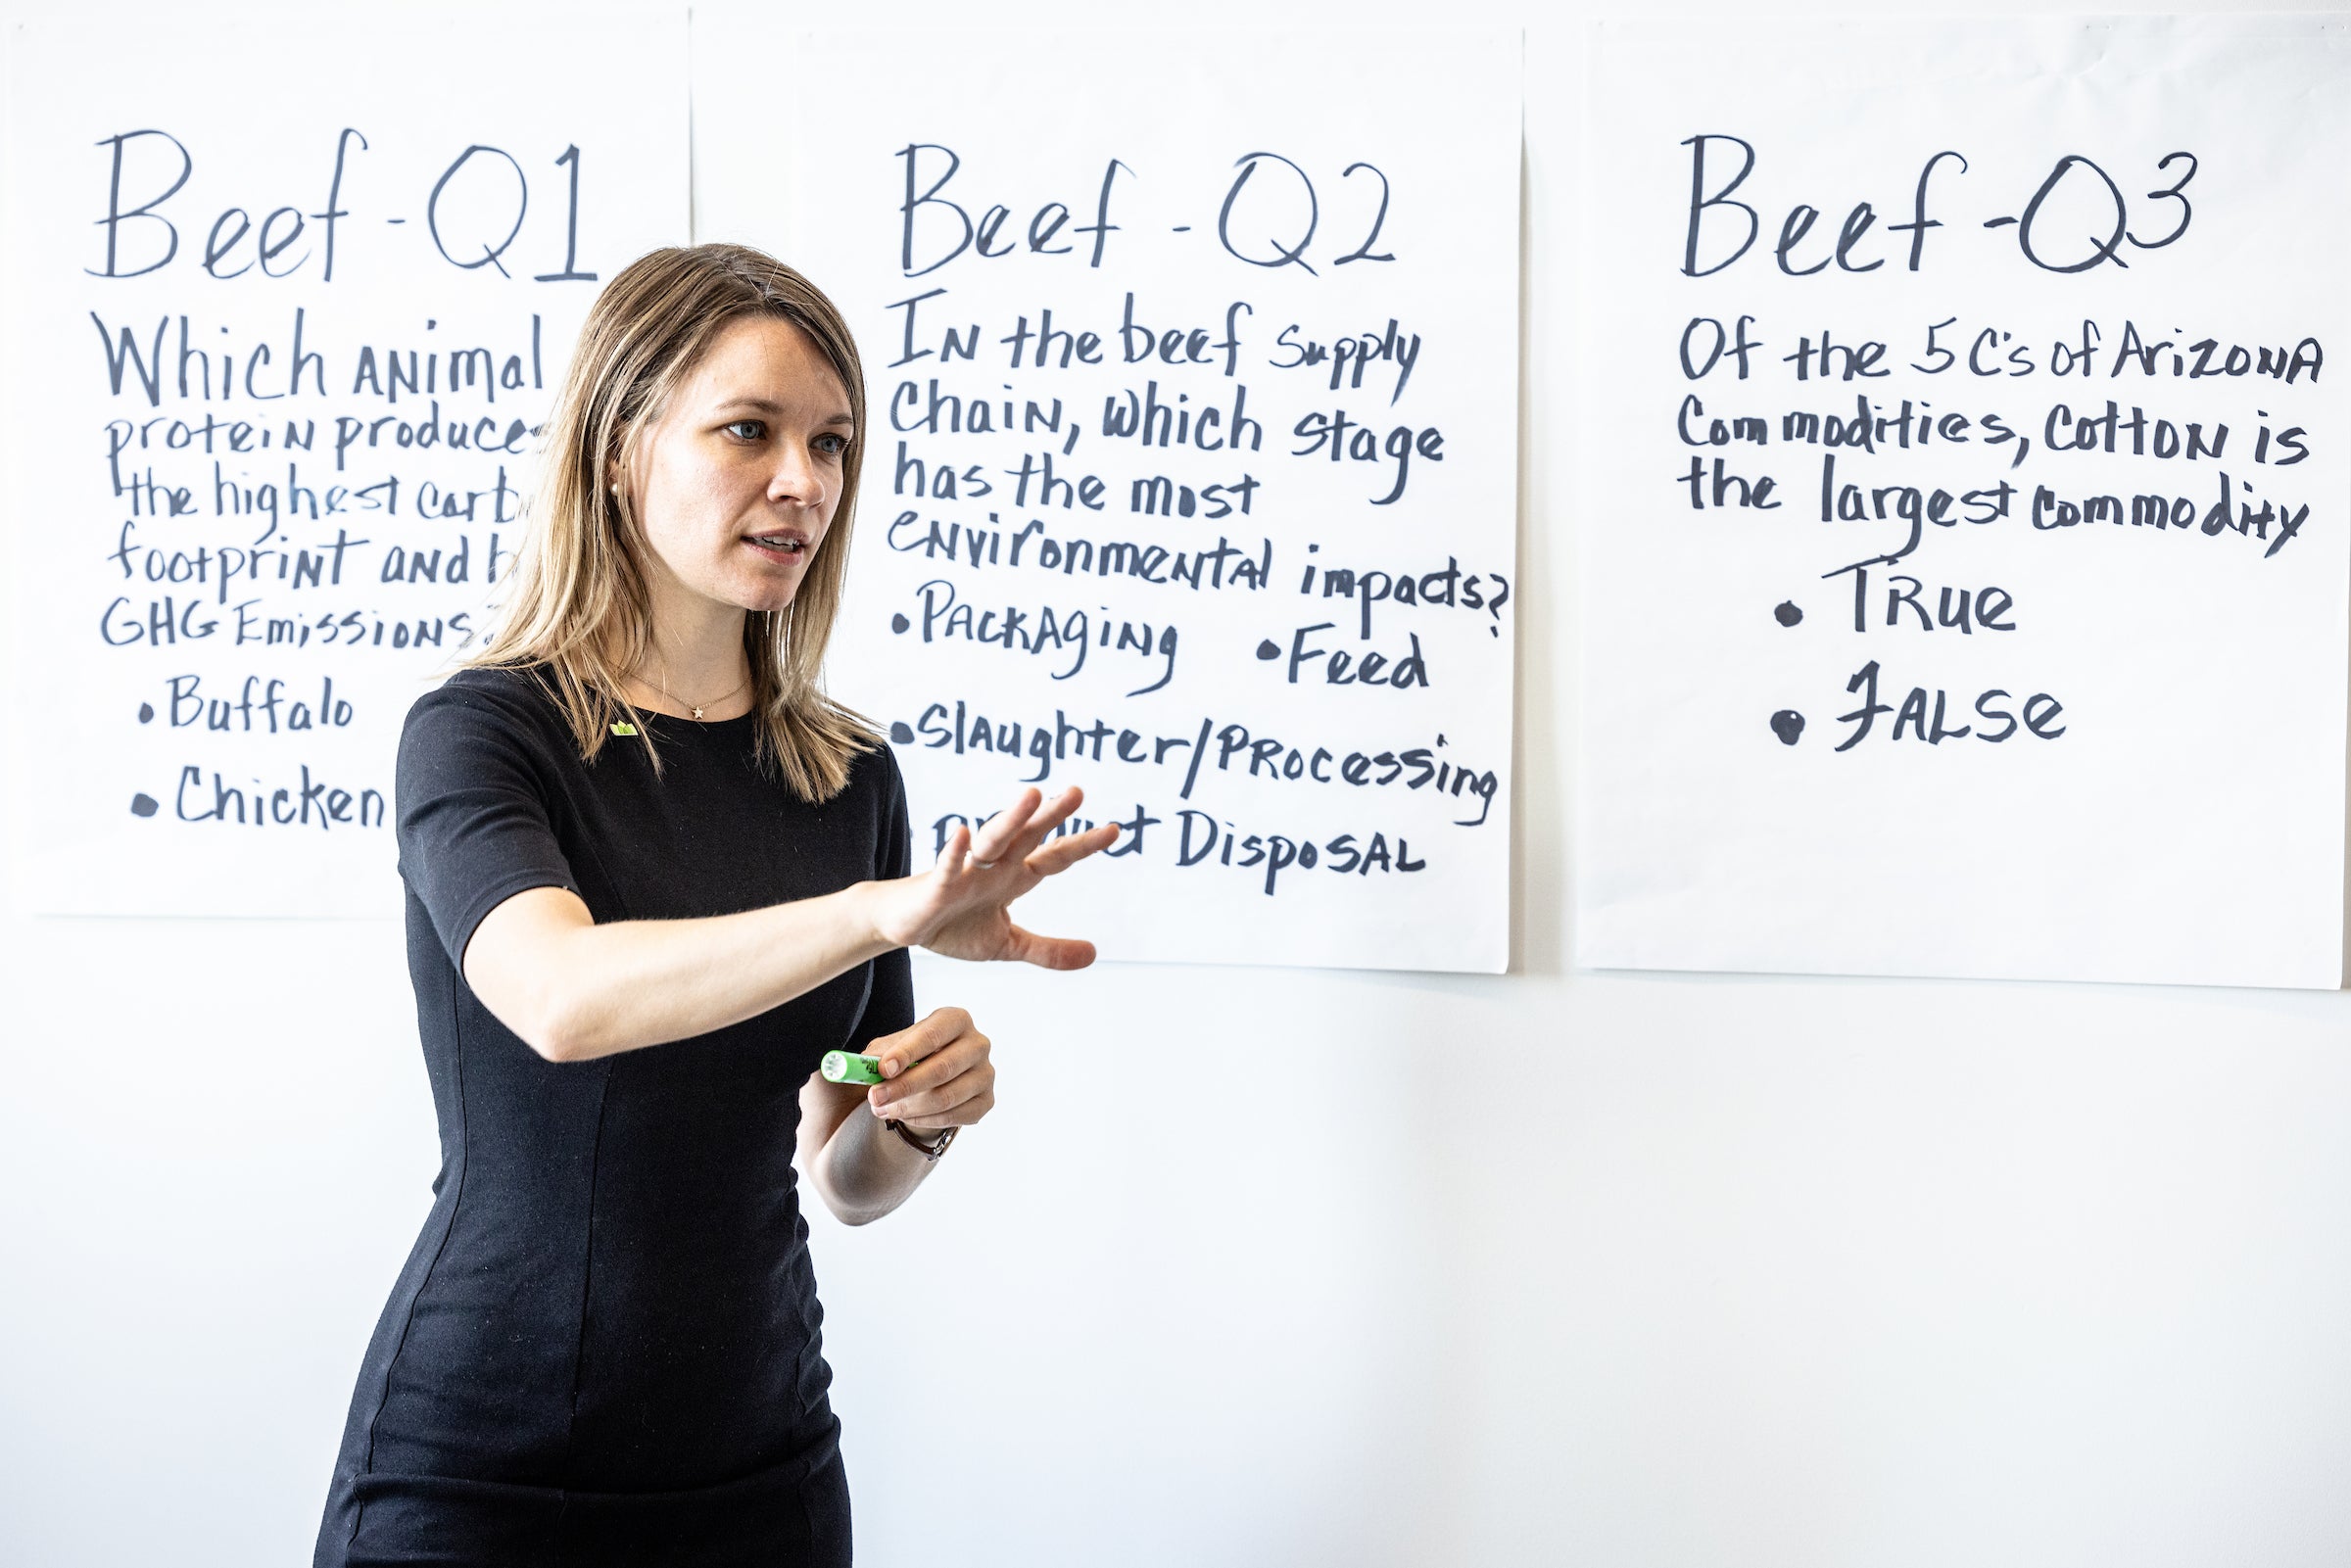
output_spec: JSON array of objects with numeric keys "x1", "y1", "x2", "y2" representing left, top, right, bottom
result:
[
  {"x1": 863, "y1": 1006, "x2": 995, "y2": 1132},
  {"x1": 865, "y1": 786, "x2": 1119, "y2": 968},
  {"x1": 797, "y1": 1007, "x2": 996, "y2": 1223}
]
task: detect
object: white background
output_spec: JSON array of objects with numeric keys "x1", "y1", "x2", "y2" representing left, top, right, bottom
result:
[{"x1": 8, "y1": 3, "x2": 2351, "y2": 1567}]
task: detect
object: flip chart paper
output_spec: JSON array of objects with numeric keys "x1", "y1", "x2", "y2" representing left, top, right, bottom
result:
[
  {"x1": 1578, "y1": 18, "x2": 2351, "y2": 988},
  {"x1": 696, "y1": 25, "x2": 1521, "y2": 972},
  {"x1": 4, "y1": 16, "x2": 689, "y2": 916}
]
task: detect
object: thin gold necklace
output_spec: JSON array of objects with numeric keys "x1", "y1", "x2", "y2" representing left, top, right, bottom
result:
[{"x1": 650, "y1": 660, "x2": 748, "y2": 723}]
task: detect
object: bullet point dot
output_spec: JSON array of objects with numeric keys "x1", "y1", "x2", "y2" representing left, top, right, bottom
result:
[
  {"x1": 137, "y1": 702, "x2": 155, "y2": 723},
  {"x1": 889, "y1": 613, "x2": 910, "y2": 634},
  {"x1": 129, "y1": 792, "x2": 159, "y2": 818},
  {"x1": 1255, "y1": 640, "x2": 1280, "y2": 660},
  {"x1": 888, "y1": 721, "x2": 914, "y2": 744},
  {"x1": 1770, "y1": 710, "x2": 1805, "y2": 746},
  {"x1": 1774, "y1": 601, "x2": 1803, "y2": 628}
]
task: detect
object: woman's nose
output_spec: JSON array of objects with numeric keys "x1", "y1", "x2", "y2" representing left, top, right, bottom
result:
[{"x1": 767, "y1": 446, "x2": 827, "y2": 510}]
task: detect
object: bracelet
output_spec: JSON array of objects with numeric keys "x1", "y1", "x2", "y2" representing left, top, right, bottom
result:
[{"x1": 886, "y1": 1118, "x2": 956, "y2": 1161}]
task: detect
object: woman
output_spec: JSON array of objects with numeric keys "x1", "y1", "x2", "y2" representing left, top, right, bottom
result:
[{"x1": 313, "y1": 244, "x2": 1116, "y2": 1567}]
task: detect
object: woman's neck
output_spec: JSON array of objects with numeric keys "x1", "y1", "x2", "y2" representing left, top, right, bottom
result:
[{"x1": 626, "y1": 576, "x2": 754, "y2": 720}]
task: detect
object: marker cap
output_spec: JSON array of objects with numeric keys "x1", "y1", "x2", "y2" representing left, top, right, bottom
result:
[{"x1": 821, "y1": 1050, "x2": 884, "y2": 1085}]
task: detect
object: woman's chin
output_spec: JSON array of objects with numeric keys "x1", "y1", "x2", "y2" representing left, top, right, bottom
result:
[
  {"x1": 692, "y1": 563, "x2": 804, "y2": 616},
  {"x1": 734, "y1": 582, "x2": 802, "y2": 616}
]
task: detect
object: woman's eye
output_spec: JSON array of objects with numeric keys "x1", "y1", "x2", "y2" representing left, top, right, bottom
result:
[
  {"x1": 723, "y1": 419, "x2": 766, "y2": 442},
  {"x1": 814, "y1": 432, "x2": 849, "y2": 456}
]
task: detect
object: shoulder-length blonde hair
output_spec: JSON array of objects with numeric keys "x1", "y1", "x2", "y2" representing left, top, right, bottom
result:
[{"x1": 471, "y1": 243, "x2": 876, "y2": 802}]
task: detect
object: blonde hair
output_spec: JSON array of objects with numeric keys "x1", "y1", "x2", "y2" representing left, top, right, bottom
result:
[{"x1": 472, "y1": 244, "x2": 877, "y2": 801}]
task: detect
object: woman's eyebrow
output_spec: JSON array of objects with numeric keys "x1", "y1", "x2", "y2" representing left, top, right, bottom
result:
[{"x1": 709, "y1": 398, "x2": 854, "y2": 428}]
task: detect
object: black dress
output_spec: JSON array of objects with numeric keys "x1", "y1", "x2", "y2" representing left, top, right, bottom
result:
[{"x1": 313, "y1": 667, "x2": 913, "y2": 1568}]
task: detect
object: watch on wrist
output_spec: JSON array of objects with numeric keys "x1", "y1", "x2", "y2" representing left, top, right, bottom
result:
[{"x1": 886, "y1": 1118, "x2": 956, "y2": 1161}]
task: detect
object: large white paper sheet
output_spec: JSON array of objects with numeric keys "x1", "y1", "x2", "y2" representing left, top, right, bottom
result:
[
  {"x1": 696, "y1": 26, "x2": 1521, "y2": 972},
  {"x1": 1578, "y1": 18, "x2": 2351, "y2": 989},
  {"x1": 4, "y1": 16, "x2": 689, "y2": 916}
]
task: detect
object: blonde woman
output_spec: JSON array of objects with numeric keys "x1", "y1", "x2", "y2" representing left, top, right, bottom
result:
[{"x1": 313, "y1": 244, "x2": 1116, "y2": 1567}]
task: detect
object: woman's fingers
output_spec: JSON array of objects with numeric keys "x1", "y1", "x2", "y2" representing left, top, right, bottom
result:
[
  {"x1": 871, "y1": 1006, "x2": 972, "y2": 1079},
  {"x1": 948, "y1": 787, "x2": 1088, "y2": 888},
  {"x1": 1005, "y1": 923, "x2": 1097, "y2": 971},
  {"x1": 868, "y1": 1016, "x2": 994, "y2": 1122},
  {"x1": 1025, "y1": 821, "x2": 1121, "y2": 876},
  {"x1": 966, "y1": 788, "x2": 1043, "y2": 869},
  {"x1": 960, "y1": 787, "x2": 1097, "y2": 888},
  {"x1": 936, "y1": 822, "x2": 974, "y2": 878},
  {"x1": 894, "y1": 788, "x2": 1115, "y2": 958},
  {"x1": 1002, "y1": 785, "x2": 1090, "y2": 862},
  {"x1": 872, "y1": 1058, "x2": 995, "y2": 1126}
]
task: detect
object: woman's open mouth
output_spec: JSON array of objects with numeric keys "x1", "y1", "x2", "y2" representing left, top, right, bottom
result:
[{"x1": 744, "y1": 530, "x2": 810, "y2": 562}]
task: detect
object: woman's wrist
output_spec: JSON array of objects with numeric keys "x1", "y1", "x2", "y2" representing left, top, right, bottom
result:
[
  {"x1": 845, "y1": 1102, "x2": 947, "y2": 1186},
  {"x1": 842, "y1": 879, "x2": 907, "y2": 956},
  {"x1": 876, "y1": 1112, "x2": 955, "y2": 1161}
]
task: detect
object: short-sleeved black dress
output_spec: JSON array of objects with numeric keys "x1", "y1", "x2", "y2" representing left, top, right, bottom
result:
[{"x1": 313, "y1": 666, "x2": 913, "y2": 1568}]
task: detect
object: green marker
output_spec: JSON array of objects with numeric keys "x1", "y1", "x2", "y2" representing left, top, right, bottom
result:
[{"x1": 821, "y1": 1050, "x2": 884, "y2": 1085}]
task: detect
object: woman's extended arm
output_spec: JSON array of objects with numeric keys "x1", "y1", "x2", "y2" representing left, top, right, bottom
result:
[{"x1": 460, "y1": 785, "x2": 1117, "y2": 1063}]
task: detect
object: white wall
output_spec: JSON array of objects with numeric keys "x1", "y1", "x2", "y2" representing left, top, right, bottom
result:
[{"x1": 8, "y1": 2, "x2": 2351, "y2": 1565}]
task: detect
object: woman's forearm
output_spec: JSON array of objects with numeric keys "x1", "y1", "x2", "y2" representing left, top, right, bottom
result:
[
  {"x1": 464, "y1": 785, "x2": 1118, "y2": 1066},
  {"x1": 464, "y1": 882, "x2": 894, "y2": 1062},
  {"x1": 807, "y1": 1097, "x2": 938, "y2": 1225},
  {"x1": 794, "y1": 1008, "x2": 990, "y2": 1225}
]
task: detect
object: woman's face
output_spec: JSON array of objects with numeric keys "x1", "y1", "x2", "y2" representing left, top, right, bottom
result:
[{"x1": 625, "y1": 314, "x2": 854, "y2": 617}]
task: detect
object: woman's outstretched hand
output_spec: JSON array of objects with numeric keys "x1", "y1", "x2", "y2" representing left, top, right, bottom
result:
[{"x1": 865, "y1": 786, "x2": 1120, "y2": 968}]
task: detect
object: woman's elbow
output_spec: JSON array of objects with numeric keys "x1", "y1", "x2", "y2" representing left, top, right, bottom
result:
[
  {"x1": 501, "y1": 990, "x2": 602, "y2": 1065},
  {"x1": 524, "y1": 1022, "x2": 586, "y2": 1065},
  {"x1": 806, "y1": 1164, "x2": 895, "y2": 1227},
  {"x1": 829, "y1": 1196, "x2": 895, "y2": 1227},
  {"x1": 463, "y1": 890, "x2": 606, "y2": 1063}
]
